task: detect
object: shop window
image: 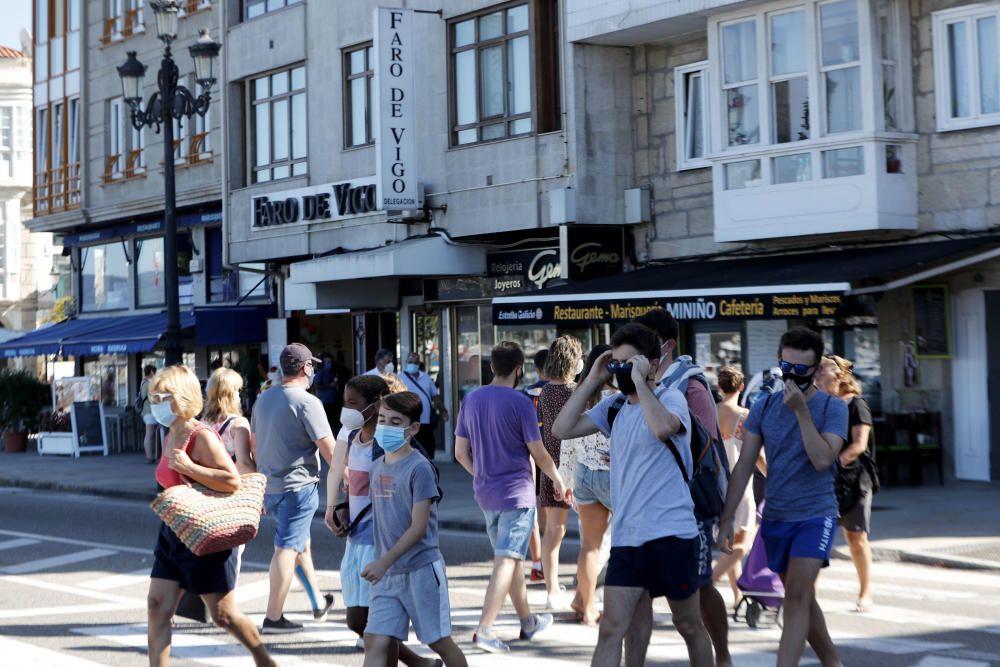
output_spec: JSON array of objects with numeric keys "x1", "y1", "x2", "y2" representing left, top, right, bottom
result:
[
  {"x1": 81, "y1": 241, "x2": 130, "y2": 312},
  {"x1": 933, "y1": 4, "x2": 1000, "y2": 131},
  {"x1": 86, "y1": 356, "x2": 129, "y2": 408},
  {"x1": 343, "y1": 43, "x2": 374, "y2": 148},
  {"x1": 455, "y1": 305, "x2": 495, "y2": 404},
  {"x1": 135, "y1": 237, "x2": 164, "y2": 307},
  {"x1": 675, "y1": 61, "x2": 710, "y2": 170},
  {"x1": 448, "y1": 1, "x2": 561, "y2": 146},
  {"x1": 694, "y1": 331, "x2": 743, "y2": 388},
  {"x1": 250, "y1": 65, "x2": 307, "y2": 183}
]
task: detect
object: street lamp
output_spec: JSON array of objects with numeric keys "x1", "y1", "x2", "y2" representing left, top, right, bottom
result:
[{"x1": 116, "y1": 1, "x2": 220, "y2": 366}]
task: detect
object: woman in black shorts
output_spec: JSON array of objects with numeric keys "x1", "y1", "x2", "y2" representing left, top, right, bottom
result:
[{"x1": 146, "y1": 365, "x2": 276, "y2": 667}]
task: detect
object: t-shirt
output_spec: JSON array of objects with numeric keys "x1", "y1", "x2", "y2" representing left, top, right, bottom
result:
[
  {"x1": 743, "y1": 389, "x2": 849, "y2": 522},
  {"x1": 346, "y1": 430, "x2": 377, "y2": 544},
  {"x1": 251, "y1": 384, "x2": 333, "y2": 494},
  {"x1": 848, "y1": 396, "x2": 876, "y2": 465},
  {"x1": 370, "y1": 448, "x2": 443, "y2": 574},
  {"x1": 586, "y1": 387, "x2": 697, "y2": 547},
  {"x1": 400, "y1": 371, "x2": 439, "y2": 424},
  {"x1": 454, "y1": 385, "x2": 542, "y2": 511}
]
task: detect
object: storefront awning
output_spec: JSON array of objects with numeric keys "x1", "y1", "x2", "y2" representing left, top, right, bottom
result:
[
  {"x1": 0, "y1": 312, "x2": 196, "y2": 358},
  {"x1": 492, "y1": 237, "x2": 999, "y2": 325},
  {"x1": 194, "y1": 304, "x2": 276, "y2": 347}
]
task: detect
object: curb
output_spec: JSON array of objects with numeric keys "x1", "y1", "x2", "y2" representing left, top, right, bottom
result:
[{"x1": 831, "y1": 545, "x2": 1000, "y2": 572}]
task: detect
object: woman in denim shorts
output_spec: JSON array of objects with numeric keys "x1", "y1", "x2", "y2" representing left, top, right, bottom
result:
[{"x1": 559, "y1": 345, "x2": 615, "y2": 625}]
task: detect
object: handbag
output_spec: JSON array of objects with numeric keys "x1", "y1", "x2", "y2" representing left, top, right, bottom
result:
[{"x1": 151, "y1": 472, "x2": 267, "y2": 556}]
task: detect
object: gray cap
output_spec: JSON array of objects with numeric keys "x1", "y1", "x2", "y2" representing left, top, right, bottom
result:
[{"x1": 280, "y1": 343, "x2": 321, "y2": 374}]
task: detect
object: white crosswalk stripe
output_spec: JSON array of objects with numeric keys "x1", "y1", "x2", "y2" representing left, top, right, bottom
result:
[
  {"x1": 0, "y1": 636, "x2": 107, "y2": 666},
  {"x1": 0, "y1": 548, "x2": 117, "y2": 574}
]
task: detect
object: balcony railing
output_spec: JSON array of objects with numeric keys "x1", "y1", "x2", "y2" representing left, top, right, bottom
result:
[
  {"x1": 101, "y1": 8, "x2": 144, "y2": 46},
  {"x1": 33, "y1": 163, "x2": 81, "y2": 214}
]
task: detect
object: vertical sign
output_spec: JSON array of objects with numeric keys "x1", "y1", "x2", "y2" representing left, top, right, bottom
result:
[{"x1": 374, "y1": 7, "x2": 421, "y2": 212}]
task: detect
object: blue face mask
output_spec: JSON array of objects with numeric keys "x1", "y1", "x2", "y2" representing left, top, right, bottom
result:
[
  {"x1": 151, "y1": 401, "x2": 177, "y2": 428},
  {"x1": 405, "y1": 363, "x2": 420, "y2": 374},
  {"x1": 374, "y1": 424, "x2": 410, "y2": 453}
]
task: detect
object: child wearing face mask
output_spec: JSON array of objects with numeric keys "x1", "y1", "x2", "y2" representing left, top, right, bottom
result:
[{"x1": 360, "y1": 391, "x2": 466, "y2": 666}]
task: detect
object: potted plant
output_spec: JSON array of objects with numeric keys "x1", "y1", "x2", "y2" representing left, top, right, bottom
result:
[{"x1": 0, "y1": 369, "x2": 52, "y2": 453}]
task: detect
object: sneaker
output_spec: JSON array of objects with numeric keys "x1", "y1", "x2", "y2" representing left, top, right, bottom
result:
[
  {"x1": 260, "y1": 615, "x2": 303, "y2": 634},
  {"x1": 530, "y1": 567, "x2": 545, "y2": 582},
  {"x1": 313, "y1": 593, "x2": 335, "y2": 621},
  {"x1": 354, "y1": 637, "x2": 365, "y2": 651},
  {"x1": 473, "y1": 632, "x2": 511, "y2": 653},
  {"x1": 519, "y1": 613, "x2": 554, "y2": 640},
  {"x1": 545, "y1": 592, "x2": 570, "y2": 610}
]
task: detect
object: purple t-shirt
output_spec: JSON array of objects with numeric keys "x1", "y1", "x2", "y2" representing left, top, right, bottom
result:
[{"x1": 455, "y1": 385, "x2": 542, "y2": 511}]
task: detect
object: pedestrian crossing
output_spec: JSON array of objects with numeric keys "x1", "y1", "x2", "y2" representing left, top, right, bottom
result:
[{"x1": 2, "y1": 525, "x2": 1000, "y2": 666}]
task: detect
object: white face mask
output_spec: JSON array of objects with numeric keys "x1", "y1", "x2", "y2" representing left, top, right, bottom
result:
[
  {"x1": 600, "y1": 388, "x2": 617, "y2": 400},
  {"x1": 151, "y1": 401, "x2": 177, "y2": 428},
  {"x1": 384, "y1": 361, "x2": 395, "y2": 374},
  {"x1": 340, "y1": 407, "x2": 365, "y2": 431}
]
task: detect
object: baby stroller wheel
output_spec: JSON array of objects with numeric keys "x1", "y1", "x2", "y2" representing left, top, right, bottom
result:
[{"x1": 746, "y1": 600, "x2": 762, "y2": 629}]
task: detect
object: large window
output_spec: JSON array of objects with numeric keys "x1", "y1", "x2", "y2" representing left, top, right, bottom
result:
[
  {"x1": 344, "y1": 44, "x2": 374, "y2": 148},
  {"x1": 448, "y1": 1, "x2": 561, "y2": 146},
  {"x1": 106, "y1": 97, "x2": 145, "y2": 181},
  {"x1": 81, "y1": 242, "x2": 130, "y2": 312},
  {"x1": 103, "y1": 0, "x2": 144, "y2": 44},
  {"x1": 136, "y1": 237, "x2": 164, "y2": 307},
  {"x1": 250, "y1": 65, "x2": 307, "y2": 183},
  {"x1": 675, "y1": 62, "x2": 710, "y2": 170},
  {"x1": 244, "y1": 0, "x2": 301, "y2": 21},
  {"x1": 933, "y1": 3, "x2": 1000, "y2": 131}
]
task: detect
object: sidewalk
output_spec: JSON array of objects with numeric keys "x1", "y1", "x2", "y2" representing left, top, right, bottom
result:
[{"x1": 2, "y1": 444, "x2": 1000, "y2": 570}]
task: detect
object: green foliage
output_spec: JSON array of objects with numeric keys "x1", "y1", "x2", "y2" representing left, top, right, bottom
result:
[
  {"x1": 0, "y1": 369, "x2": 52, "y2": 432},
  {"x1": 49, "y1": 296, "x2": 76, "y2": 324}
]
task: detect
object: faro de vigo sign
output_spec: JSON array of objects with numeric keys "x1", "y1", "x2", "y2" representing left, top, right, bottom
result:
[{"x1": 250, "y1": 178, "x2": 378, "y2": 229}]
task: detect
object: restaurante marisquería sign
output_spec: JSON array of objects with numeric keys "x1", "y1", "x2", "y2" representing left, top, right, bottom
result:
[{"x1": 251, "y1": 177, "x2": 378, "y2": 229}]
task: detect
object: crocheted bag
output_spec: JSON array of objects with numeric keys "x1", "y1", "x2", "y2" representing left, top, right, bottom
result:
[{"x1": 151, "y1": 472, "x2": 267, "y2": 556}]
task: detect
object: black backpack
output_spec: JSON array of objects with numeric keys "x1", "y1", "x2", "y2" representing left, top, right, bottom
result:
[{"x1": 607, "y1": 386, "x2": 727, "y2": 521}]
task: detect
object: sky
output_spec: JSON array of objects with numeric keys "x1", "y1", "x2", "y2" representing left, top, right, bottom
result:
[{"x1": 1, "y1": 0, "x2": 32, "y2": 52}]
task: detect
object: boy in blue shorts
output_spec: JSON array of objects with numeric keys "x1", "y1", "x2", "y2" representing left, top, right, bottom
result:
[
  {"x1": 718, "y1": 327, "x2": 848, "y2": 667},
  {"x1": 361, "y1": 391, "x2": 467, "y2": 667}
]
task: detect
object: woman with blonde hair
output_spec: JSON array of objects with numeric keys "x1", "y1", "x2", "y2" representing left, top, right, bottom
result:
[
  {"x1": 205, "y1": 368, "x2": 254, "y2": 474},
  {"x1": 536, "y1": 334, "x2": 583, "y2": 609},
  {"x1": 815, "y1": 354, "x2": 878, "y2": 613},
  {"x1": 145, "y1": 365, "x2": 276, "y2": 667}
]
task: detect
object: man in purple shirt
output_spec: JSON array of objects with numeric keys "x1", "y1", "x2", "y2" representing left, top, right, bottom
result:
[{"x1": 455, "y1": 341, "x2": 567, "y2": 653}]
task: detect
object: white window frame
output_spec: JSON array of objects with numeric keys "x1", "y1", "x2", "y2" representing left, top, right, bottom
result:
[
  {"x1": 674, "y1": 61, "x2": 711, "y2": 170},
  {"x1": 932, "y1": 3, "x2": 1000, "y2": 132},
  {"x1": 108, "y1": 97, "x2": 125, "y2": 179}
]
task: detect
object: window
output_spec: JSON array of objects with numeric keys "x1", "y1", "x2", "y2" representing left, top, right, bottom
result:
[
  {"x1": 0, "y1": 205, "x2": 5, "y2": 291},
  {"x1": 107, "y1": 97, "x2": 125, "y2": 180},
  {"x1": 933, "y1": 3, "x2": 1000, "y2": 131},
  {"x1": 0, "y1": 108, "x2": 12, "y2": 178},
  {"x1": 136, "y1": 237, "x2": 164, "y2": 307},
  {"x1": 449, "y1": 2, "x2": 561, "y2": 146},
  {"x1": 344, "y1": 44, "x2": 374, "y2": 148},
  {"x1": 250, "y1": 65, "x2": 307, "y2": 183},
  {"x1": 81, "y1": 242, "x2": 130, "y2": 312},
  {"x1": 173, "y1": 116, "x2": 188, "y2": 165},
  {"x1": 675, "y1": 62, "x2": 710, "y2": 170},
  {"x1": 103, "y1": 0, "x2": 143, "y2": 43},
  {"x1": 244, "y1": 0, "x2": 301, "y2": 21},
  {"x1": 820, "y1": 0, "x2": 862, "y2": 134},
  {"x1": 193, "y1": 82, "x2": 211, "y2": 159}
]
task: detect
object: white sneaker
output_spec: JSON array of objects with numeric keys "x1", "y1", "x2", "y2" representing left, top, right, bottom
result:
[{"x1": 545, "y1": 592, "x2": 570, "y2": 610}]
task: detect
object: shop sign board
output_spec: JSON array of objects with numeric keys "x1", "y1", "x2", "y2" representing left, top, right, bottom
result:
[
  {"x1": 250, "y1": 177, "x2": 378, "y2": 230},
  {"x1": 493, "y1": 291, "x2": 845, "y2": 325},
  {"x1": 486, "y1": 247, "x2": 562, "y2": 295},
  {"x1": 374, "y1": 7, "x2": 422, "y2": 212},
  {"x1": 560, "y1": 225, "x2": 625, "y2": 282}
]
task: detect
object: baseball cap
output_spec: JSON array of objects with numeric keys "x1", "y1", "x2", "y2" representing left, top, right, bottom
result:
[{"x1": 280, "y1": 343, "x2": 321, "y2": 374}]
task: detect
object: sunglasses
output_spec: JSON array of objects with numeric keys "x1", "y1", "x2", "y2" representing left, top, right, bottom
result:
[
  {"x1": 778, "y1": 359, "x2": 817, "y2": 376},
  {"x1": 149, "y1": 392, "x2": 173, "y2": 404},
  {"x1": 606, "y1": 360, "x2": 634, "y2": 373}
]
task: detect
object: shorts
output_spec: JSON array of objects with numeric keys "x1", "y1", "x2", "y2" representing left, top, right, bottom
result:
[
  {"x1": 264, "y1": 485, "x2": 319, "y2": 553},
  {"x1": 341, "y1": 539, "x2": 377, "y2": 608},
  {"x1": 367, "y1": 559, "x2": 452, "y2": 645},
  {"x1": 142, "y1": 414, "x2": 158, "y2": 426},
  {"x1": 606, "y1": 535, "x2": 699, "y2": 601},
  {"x1": 574, "y1": 466, "x2": 612, "y2": 508},
  {"x1": 696, "y1": 518, "x2": 716, "y2": 589},
  {"x1": 482, "y1": 507, "x2": 536, "y2": 560},
  {"x1": 839, "y1": 488, "x2": 872, "y2": 533},
  {"x1": 151, "y1": 522, "x2": 238, "y2": 595},
  {"x1": 760, "y1": 516, "x2": 836, "y2": 575}
]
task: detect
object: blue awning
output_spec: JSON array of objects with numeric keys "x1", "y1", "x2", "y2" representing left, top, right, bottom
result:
[
  {"x1": 0, "y1": 312, "x2": 196, "y2": 358},
  {"x1": 194, "y1": 304, "x2": 275, "y2": 347}
]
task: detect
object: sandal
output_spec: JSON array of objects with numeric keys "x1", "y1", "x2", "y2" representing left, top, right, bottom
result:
[{"x1": 855, "y1": 597, "x2": 874, "y2": 613}]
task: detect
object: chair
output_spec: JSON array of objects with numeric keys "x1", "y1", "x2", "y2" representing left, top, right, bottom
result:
[{"x1": 879, "y1": 412, "x2": 944, "y2": 486}]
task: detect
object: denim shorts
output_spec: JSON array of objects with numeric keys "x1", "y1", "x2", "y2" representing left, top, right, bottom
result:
[
  {"x1": 482, "y1": 507, "x2": 536, "y2": 560},
  {"x1": 574, "y1": 466, "x2": 612, "y2": 509},
  {"x1": 761, "y1": 516, "x2": 836, "y2": 574},
  {"x1": 263, "y1": 484, "x2": 319, "y2": 553}
]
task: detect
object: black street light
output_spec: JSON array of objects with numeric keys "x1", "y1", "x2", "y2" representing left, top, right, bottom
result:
[{"x1": 117, "y1": 0, "x2": 221, "y2": 366}]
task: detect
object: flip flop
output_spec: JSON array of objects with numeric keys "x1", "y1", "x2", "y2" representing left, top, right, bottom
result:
[{"x1": 855, "y1": 598, "x2": 874, "y2": 613}]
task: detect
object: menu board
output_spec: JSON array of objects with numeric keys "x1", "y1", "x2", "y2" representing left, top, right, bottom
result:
[{"x1": 913, "y1": 285, "x2": 951, "y2": 358}]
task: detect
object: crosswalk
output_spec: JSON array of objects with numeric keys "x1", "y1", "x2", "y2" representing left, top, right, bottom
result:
[{"x1": 2, "y1": 525, "x2": 1000, "y2": 666}]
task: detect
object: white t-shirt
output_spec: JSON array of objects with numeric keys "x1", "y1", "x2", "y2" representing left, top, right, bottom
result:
[
  {"x1": 400, "y1": 371, "x2": 439, "y2": 424},
  {"x1": 586, "y1": 387, "x2": 697, "y2": 547}
]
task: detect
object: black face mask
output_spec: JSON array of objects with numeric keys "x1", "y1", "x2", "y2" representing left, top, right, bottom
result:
[
  {"x1": 613, "y1": 368, "x2": 637, "y2": 396},
  {"x1": 784, "y1": 372, "x2": 815, "y2": 392}
]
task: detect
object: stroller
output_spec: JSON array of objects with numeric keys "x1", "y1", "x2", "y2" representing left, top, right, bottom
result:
[{"x1": 733, "y1": 502, "x2": 784, "y2": 629}]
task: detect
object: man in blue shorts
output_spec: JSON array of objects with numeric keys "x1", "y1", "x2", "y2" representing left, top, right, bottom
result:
[{"x1": 718, "y1": 327, "x2": 848, "y2": 667}]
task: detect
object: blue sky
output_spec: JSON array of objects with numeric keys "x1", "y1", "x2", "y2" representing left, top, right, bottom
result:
[{"x1": 1, "y1": 0, "x2": 32, "y2": 52}]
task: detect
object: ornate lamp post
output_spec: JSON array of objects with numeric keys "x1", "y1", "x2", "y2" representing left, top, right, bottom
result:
[{"x1": 117, "y1": 0, "x2": 221, "y2": 365}]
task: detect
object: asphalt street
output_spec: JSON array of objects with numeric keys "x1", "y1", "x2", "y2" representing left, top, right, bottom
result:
[{"x1": 1, "y1": 486, "x2": 1000, "y2": 666}]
